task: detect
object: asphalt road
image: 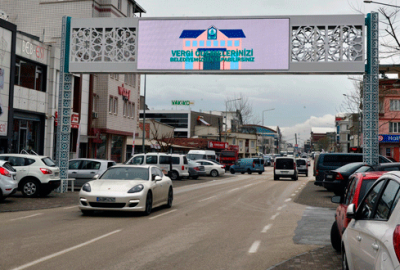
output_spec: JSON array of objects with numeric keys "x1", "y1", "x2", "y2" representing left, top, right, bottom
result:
[{"x1": 1, "y1": 167, "x2": 321, "y2": 270}]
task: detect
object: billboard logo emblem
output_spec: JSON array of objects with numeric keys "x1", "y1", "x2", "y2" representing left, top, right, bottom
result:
[{"x1": 207, "y1": 26, "x2": 217, "y2": 40}]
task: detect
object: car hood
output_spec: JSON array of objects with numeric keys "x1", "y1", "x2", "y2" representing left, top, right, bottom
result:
[{"x1": 88, "y1": 180, "x2": 148, "y2": 192}]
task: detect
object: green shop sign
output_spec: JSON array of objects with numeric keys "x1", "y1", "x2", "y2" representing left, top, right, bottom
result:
[{"x1": 172, "y1": 100, "x2": 193, "y2": 106}]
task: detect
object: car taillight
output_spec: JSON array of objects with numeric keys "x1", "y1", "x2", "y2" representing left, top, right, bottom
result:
[
  {"x1": 274, "y1": 162, "x2": 276, "y2": 169},
  {"x1": 0, "y1": 167, "x2": 11, "y2": 177},
  {"x1": 182, "y1": 166, "x2": 184, "y2": 170},
  {"x1": 221, "y1": 165, "x2": 225, "y2": 169},
  {"x1": 294, "y1": 162, "x2": 296, "y2": 170},
  {"x1": 194, "y1": 167, "x2": 200, "y2": 171},
  {"x1": 335, "y1": 173, "x2": 344, "y2": 180},
  {"x1": 393, "y1": 225, "x2": 400, "y2": 263},
  {"x1": 40, "y1": 168, "x2": 53, "y2": 174},
  {"x1": 316, "y1": 169, "x2": 319, "y2": 176},
  {"x1": 252, "y1": 162, "x2": 255, "y2": 168}
]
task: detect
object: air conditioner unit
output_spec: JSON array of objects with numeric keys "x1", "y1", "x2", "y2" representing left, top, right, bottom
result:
[{"x1": 92, "y1": 112, "x2": 98, "y2": 119}]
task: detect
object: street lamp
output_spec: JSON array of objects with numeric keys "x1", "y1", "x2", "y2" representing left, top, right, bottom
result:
[
  {"x1": 225, "y1": 98, "x2": 242, "y2": 142},
  {"x1": 262, "y1": 108, "x2": 275, "y2": 126},
  {"x1": 364, "y1": 0, "x2": 400, "y2": 8}
]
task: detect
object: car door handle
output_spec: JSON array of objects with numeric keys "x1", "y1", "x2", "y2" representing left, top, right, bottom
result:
[
  {"x1": 90, "y1": 172, "x2": 95, "y2": 174},
  {"x1": 356, "y1": 236, "x2": 362, "y2": 241},
  {"x1": 71, "y1": 172, "x2": 77, "y2": 174},
  {"x1": 372, "y1": 243, "x2": 379, "y2": 250}
]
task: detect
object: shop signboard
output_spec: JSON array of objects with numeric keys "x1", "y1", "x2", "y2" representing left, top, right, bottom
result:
[
  {"x1": 16, "y1": 35, "x2": 48, "y2": 64},
  {"x1": 379, "y1": 134, "x2": 400, "y2": 143},
  {"x1": 208, "y1": 141, "x2": 228, "y2": 149},
  {"x1": 171, "y1": 100, "x2": 194, "y2": 106},
  {"x1": 55, "y1": 111, "x2": 79, "y2": 129},
  {"x1": 0, "y1": 25, "x2": 12, "y2": 137}
]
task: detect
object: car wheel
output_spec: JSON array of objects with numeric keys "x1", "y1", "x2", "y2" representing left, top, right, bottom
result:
[
  {"x1": 274, "y1": 175, "x2": 279, "y2": 180},
  {"x1": 247, "y1": 169, "x2": 252, "y2": 174},
  {"x1": 292, "y1": 174, "x2": 298, "y2": 181},
  {"x1": 81, "y1": 210, "x2": 94, "y2": 216},
  {"x1": 330, "y1": 221, "x2": 341, "y2": 252},
  {"x1": 306, "y1": 172, "x2": 308, "y2": 177},
  {"x1": 342, "y1": 247, "x2": 349, "y2": 270},
  {"x1": 241, "y1": 172, "x2": 245, "y2": 174},
  {"x1": 210, "y1": 170, "x2": 219, "y2": 177},
  {"x1": 258, "y1": 172, "x2": 262, "y2": 175},
  {"x1": 40, "y1": 189, "x2": 53, "y2": 197},
  {"x1": 169, "y1": 171, "x2": 179, "y2": 180},
  {"x1": 230, "y1": 169, "x2": 235, "y2": 174},
  {"x1": 0, "y1": 190, "x2": 5, "y2": 202},
  {"x1": 192, "y1": 175, "x2": 199, "y2": 180},
  {"x1": 144, "y1": 192, "x2": 153, "y2": 216},
  {"x1": 166, "y1": 187, "x2": 173, "y2": 208},
  {"x1": 21, "y1": 178, "x2": 41, "y2": 197}
]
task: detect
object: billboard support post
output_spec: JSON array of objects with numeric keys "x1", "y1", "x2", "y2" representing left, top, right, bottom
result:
[{"x1": 363, "y1": 12, "x2": 379, "y2": 165}]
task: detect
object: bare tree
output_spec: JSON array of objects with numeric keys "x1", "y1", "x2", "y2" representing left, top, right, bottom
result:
[
  {"x1": 149, "y1": 120, "x2": 174, "y2": 152},
  {"x1": 338, "y1": 76, "x2": 363, "y2": 114},
  {"x1": 378, "y1": 7, "x2": 400, "y2": 59},
  {"x1": 224, "y1": 93, "x2": 254, "y2": 124}
]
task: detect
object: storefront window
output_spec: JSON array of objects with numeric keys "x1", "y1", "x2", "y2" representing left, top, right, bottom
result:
[
  {"x1": 15, "y1": 58, "x2": 45, "y2": 91},
  {"x1": 95, "y1": 135, "x2": 107, "y2": 159},
  {"x1": 12, "y1": 118, "x2": 40, "y2": 153},
  {"x1": 111, "y1": 135, "x2": 123, "y2": 163}
]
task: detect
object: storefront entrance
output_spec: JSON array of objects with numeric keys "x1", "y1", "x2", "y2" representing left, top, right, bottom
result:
[{"x1": 12, "y1": 112, "x2": 44, "y2": 154}]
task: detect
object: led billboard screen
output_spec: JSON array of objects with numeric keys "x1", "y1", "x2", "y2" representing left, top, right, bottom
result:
[{"x1": 137, "y1": 19, "x2": 289, "y2": 71}]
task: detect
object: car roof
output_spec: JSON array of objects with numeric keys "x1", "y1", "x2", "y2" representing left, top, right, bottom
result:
[
  {"x1": 353, "y1": 171, "x2": 386, "y2": 180},
  {"x1": 374, "y1": 162, "x2": 400, "y2": 168},
  {"x1": 111, "y1": 165, "x2": 152, "y2": 169},
  {"x1": 70, "y1": 158, "x2": 115, "y2": 162},
  {"x1": 0, "y1": 154, "x2": 48, "y2": 158}
]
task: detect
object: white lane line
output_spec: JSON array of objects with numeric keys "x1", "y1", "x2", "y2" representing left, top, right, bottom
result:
[
  {"x1": 228, "y1": 187, "x2": 240, "y2": 193},
  {"x1": 198, "y1": 196, "x2": 216, "y2": 202},
  {"x1": 298, "y1": 188, "x2": 302, "y2": 190},
  {"x1": 261, "y1": 224, "x2": 272, "y2": 233},
  {"x1": 270, "y1": 213, "x2": 280, "y2": 220},
  {"x1": 281, "y1": 204, "x2": 287, "y2": 209},
  {"x1": 149, "y1": 209, "x2": 177, "y2": 220},
  {"x1": 9, "y1": 213, "x2": 43, "y2": 222},
  {"x1": 295, "y1": 190, "x2": 298, "y2": 193},
  {"x1": 291, "y1": 193, "x2": 296, "y2": 196},
  {"x1": 63, "y1": 205, "x2": 78, "y2": 210},
  {"x1": 11, "y1": 229, "x2": 121, "y2": 270},
  {"x1": 243, "y1": 184, "x2": 255, "y2": 188},
  {"x1": 277, "y1": 206, "x2": 283, "y2": 211},
  {"x1": 284, "y1": 198, "x2": 292, "y2": 202},
  {"x1": 248, "y1": 240, "x2": 261, "y2": 254}
]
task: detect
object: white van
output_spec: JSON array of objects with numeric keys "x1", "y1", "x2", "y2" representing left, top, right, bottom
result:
[
  {"x1": 126, "y1": 153, "x2": 189, "y2": 180},
  {"x1": 274, "y1": 157, "x2": 298, "y2": 181},
  {"x1": 187, "y1": 150, "x2": 216, "y2": 161}
]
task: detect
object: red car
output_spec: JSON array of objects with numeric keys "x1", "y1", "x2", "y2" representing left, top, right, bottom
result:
[{"x1": 330, "y1": 171, "x2": 385, "y2": 252}]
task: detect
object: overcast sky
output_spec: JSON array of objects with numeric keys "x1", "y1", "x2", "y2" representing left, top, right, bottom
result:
[{"x1": 139, "y1": 0, "x2": 398, "y2": 145}]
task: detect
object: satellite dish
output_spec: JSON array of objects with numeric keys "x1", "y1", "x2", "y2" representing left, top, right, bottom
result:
[{"x1": 0, "y1": 10, "x2": 9, "y2": 21}]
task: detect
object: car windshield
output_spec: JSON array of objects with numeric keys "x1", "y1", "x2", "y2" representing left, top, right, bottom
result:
[
  {"x1": 276, "y1": 159, "x2": 294, "y2": 169},
  {"x1": 336, "y1": 162, "x2": 364, "y2": 172},
  {"x1": 358, "y1": 180, "x2": 375, "y2": 205},
  {"x1": 221, "y1": 151, "x2": 236, "y2": 157},
  {"x1": 100, "y1": 167, "x2": 149, "y2": 180},
  {"x1": 42, "y1": 157, "x2": 56, "y2": 167},
  {"x1": 188, "y1": 154, "x2": 205, "y2": 160},
  {"x1": 296, "y1": 159, "x2": 306, "y2": 166}
]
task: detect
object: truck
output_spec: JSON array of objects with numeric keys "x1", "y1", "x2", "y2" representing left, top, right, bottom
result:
[{"x1": 219, "y1": 145, "x2": 239, "y2": 170}]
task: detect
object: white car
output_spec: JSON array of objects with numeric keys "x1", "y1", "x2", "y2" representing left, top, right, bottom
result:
[
  {"x1": 79, "y1": 165, "x2": 173, "y2": 216},
  {"x1": 0, "y1": 161, "x2": 17, "y2": 201},
  {"x1": 194, "y1": 159, "x2": 225, "y2": 177},
  {"x1": 342, "y1": 171, "x2": 400, "y2": 270},
  {"x1": 0, "y1": 154, "x2": 60, "y2": 197},
  {"x1": 274, "y1": 157, "x2": 298, "y2": 180},
  {"x1": 68, "y1": 158, "x2": 116, "y2": 188}
]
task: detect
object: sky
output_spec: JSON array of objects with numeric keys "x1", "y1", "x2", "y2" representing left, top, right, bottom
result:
[{"x1": 138, "y1": 0, "x2": 399, "y2": 145}]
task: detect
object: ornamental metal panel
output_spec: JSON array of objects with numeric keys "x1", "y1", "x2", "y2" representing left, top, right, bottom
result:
[{"x1": 68, "y1": 15, "x2": 365, "y2": 74}]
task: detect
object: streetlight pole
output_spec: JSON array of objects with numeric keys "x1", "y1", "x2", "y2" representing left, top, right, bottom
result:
[
  {"x1": 224, "y1": 98, "x2": 241, "y2": 142},
  {"x1": 262, "y1": 108, "x2": 275, "y2": 126},
  {"x1": 364, "y1": 0, "x2": 400, "y2": 8}
]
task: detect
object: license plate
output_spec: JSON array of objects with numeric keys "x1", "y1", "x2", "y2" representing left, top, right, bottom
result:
[
  {"x1": 97, "y1": 197, "x2": 116, "y2": 202},
  {"x1": 281, "y1": 171, "x2": 288, "y2": 173},
  {"x1": 326, "y1": 175, "x2": 333, "y2": 179}
]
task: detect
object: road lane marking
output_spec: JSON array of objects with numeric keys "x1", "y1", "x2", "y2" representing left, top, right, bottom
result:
[
  {"x1": 228, "y1": 187, "x2": 240, "y2": 193},
  {"x1": 63, "y1": 205, "x2": 78, "y2": 210},
  {"x1": 291, "y1": 193, "x2": 296, "y2": 196},
  {"x1": 11, "y1": 229, "x2": 121, "y2": 270},
  {"x1": 284, "y1": 198, "x2": 292, "y2": 202},
  {"x1": 261, "y1": 224, "x2": 272, "y2": 233},
  {"x1": 248, "y1": 240, "x2": 261, "y2": 254},
  {"x1": 270, "y1": 213, "x2": 280, "y2": 220},
  {"x1": 9, "y1": 213, "x2": 43, "y2": 222},
  {"x1": 243, "y1": 183, "x2": 255, "y2": 188},
  {"x1": 149, "y1": 209, "x2": 177, "y2": 220},
  {"x1": 295, "y1": 190, "x2": 298, "y2": 193},
  {"x1": 198, "y1": 196, "x2": 216, "y2": 202}
]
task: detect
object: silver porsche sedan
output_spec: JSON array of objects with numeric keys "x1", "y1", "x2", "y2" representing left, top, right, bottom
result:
[{"x1": 79, "y1": 165, "x2": 173, "y2": 216}]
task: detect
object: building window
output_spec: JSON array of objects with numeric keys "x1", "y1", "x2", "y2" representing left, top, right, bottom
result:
[
  {"x1": 251, "y1": 141, "x2": 255, "y2": 148},
  {"x1": 110, "y1": 73, "x2": 114, "y2": 79},
  {"x1": 239, "y1": 140, "x2": 243, "y2": 149},
  {"x1": 390, "y1": 100, "x2": 400, "y2": 111},
  {"x1": 123, "y1": 100, "x2": 127, "y2": 117},
  {"x1": 93, "y1": 94, "x2": 99, "y2": 112},
  {"x1": 113, "y1": 97, "x2": 118, "y2": 115},
  {"x1": 109, "y1": 96, "x2": 113, "y2": 113},
  {"x1": 15, "y1": 58, "x2": 45, "y2": 91},
  {"x1": 389, "y1": 122, "x2": 400, "y2": 133},
  {"x1": 131, "y1": 102, "x2": 135, "y2": 118},
  {"x1": 118, "y1": 0, "x2": 122, "y2": 10}
]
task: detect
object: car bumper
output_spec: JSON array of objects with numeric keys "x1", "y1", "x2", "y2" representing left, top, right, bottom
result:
[
  {"x1": 1, "y1": 181, "x2": 18, "y2": 196},
  {"x1": 198, "y1": 171, "x2": 207, "y2": 176},
  {"x1": 79, "y1": 191, "x2": 147, "y2": 212},
  {"x1": 298, "y1": 169, "x2": 308, "y2": 174},
  {"x1": 42, "y1": 180, "x2": 61, "y2": 190}
]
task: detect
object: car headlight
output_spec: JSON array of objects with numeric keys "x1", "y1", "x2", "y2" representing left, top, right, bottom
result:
[
  {"x1": 128, "y1": 184, "x2": 144, "y2": 193},
  {"x1": 82, "y1": 183, "x2": 91, "y2": 192}
]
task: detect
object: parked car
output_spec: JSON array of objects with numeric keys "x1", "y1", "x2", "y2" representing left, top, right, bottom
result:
[
  {"x1": 229, "y1": 158, "x2": 265, "y2": 175},
  {"x1": 263, "y1": 155, "x2": 272, "y2": 166},
  {"x1": 195, "y1": 159, "x2": 225, "y2": 177},
  {"x1": 68, "y1": 158, "x2": 116, "y2": 188},
  {"x1": 274, "y1": 157, "x2": 298, "y2": 180},
  {"x1": 354, "y1": 162, "x2": 400, "y2": 173},
  {"x1": 330, "y1": 171, "x2": 385, "y2": 252},
  {"x1": 187, "y1": 150, "x2": 216, "y2": 161},
  {"x1": 126, "y1": 153, "x2": 189, "y2": 180},
  {"x1": 0, "y1": 161, "x2": 17, "y2": 201},
  {"x1": 296, "y1": 158, "x2": 308, "y2": 177},
  {"x1": 187, "y1": 160, "x2": 206, "y2": 179},
  {"x1": 0, "y1": 154, "x2": 60, "y2": 197},
  {"x1": 314, "y1": 153, "x2": 391, "y2": 187},
  {"x1": 79, "y1": 165, "x2": 173, "y2": 216},
  {"x1": 323, "y1": 162, "x2": 367, "y2": 195},
  {"x1": 342, "y1": 171, "x2": 400, "y2": 269}
]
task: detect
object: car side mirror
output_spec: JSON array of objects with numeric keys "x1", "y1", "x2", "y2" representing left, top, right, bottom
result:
[
  {"x1": 155, "y1": 176, "x2": 162, "y2": 181},
  {"x1": 331, "y1": 195, "x2": 341, "y2": 204},
  {"x1": 346, "y1": 204, "x2": 356, "y2": 219}
]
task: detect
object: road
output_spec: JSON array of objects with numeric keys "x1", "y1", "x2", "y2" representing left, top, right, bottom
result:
[{"x1": 1, "y1": 167, "x2": 321, "y2": 270}]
